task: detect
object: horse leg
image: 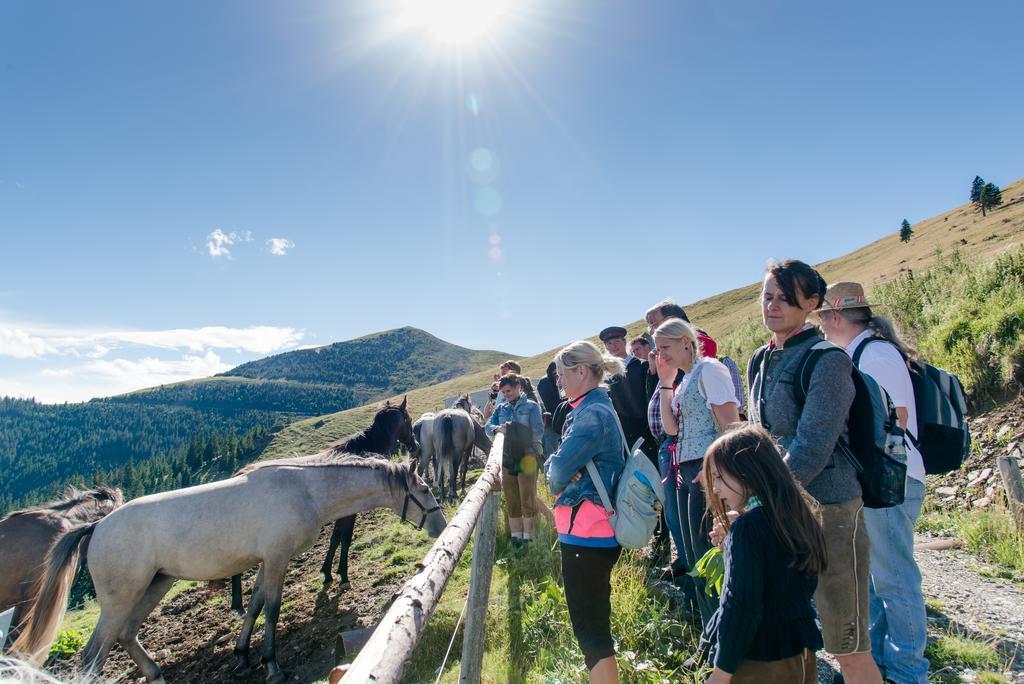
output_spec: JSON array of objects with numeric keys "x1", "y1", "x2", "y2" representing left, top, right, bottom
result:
[
  {"x1": 233, "y1": 566, "x2": 266, "y2": 676},
  {"x1": 460, "y1": 446, "x2": 471, "y2": 496},
  {"x1": 446, "y1": 454, "x2": 454, "y2": 501},
  {"x1": 258, "y1": 561, "x2": 288, "y2": 684},
  {"x1": 230, "y1": 574, "x2": 244, "y2": 616},
  {"x1": 117, "y1": 574, "x2": 176, "y2": 683},
  {"x1": 436, "y1": 457, "x2": 447, "y2": 503},
  {"x1": 81, "y1": 604, "x2": 135, "y2": 678},
  {"x1": 321, "y1": 520, "x2": 343, "y2": 586},
  {"x1": 337, "y1": 515, "x2": 355, "y2": 589}
]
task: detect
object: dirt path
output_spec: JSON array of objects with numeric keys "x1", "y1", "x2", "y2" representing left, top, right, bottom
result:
[
  {"x1": 815, "y1": 537, "x2": 1024, "y2": 684},
  {"x1": 916, "y1": 537, "x2": 1024, "y2": 682}
]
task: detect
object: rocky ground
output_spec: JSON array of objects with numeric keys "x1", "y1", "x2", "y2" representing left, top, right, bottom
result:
[{"x1": 930, "y1": 395, "x2": 1024, "y2": 513}]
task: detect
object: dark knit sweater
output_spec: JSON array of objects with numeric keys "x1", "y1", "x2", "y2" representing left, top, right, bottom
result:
[
  {"x1": 707, "y1": 506, "x2": 822, "y2": 674},
  {"x1": 748, "y1": 326, "x2": 860, "y2": 504}
]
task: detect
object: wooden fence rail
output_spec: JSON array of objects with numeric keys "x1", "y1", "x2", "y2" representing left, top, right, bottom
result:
[{"x1": 341, "y1": 434, "x2": 504, "y2": 683}]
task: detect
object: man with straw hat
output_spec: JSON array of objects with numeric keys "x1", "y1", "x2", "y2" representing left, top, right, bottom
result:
[{"x1": 817, "y1": 280, "x2": 929, "y2": 684}]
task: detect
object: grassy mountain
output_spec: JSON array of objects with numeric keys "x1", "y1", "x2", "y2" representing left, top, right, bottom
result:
[
  {"x1": 220, "y1": 326, "x2": 512, "y2": 404},
  {"x1": 1, "y1": 327, "x2": 514, "y2": 512},
  {"x1": 261, "y1": 177, "x2": 1024, "y2": 459}
]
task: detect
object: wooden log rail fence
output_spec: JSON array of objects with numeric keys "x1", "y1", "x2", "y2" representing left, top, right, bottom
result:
[{"x1": 340, "y1": 433, "x2": 505, "y2": 683}]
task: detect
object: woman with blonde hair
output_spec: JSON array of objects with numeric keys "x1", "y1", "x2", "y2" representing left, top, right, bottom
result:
[
  {"x1": 544, "y1": 340, "x2": 627, "y2": 684},
  {"x1": 653, "y1": 317, "x2": 740, "y2": 628}
]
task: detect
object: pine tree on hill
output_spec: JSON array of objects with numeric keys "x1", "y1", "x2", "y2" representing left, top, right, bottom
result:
[
  {"x1": 900, "y1": 219, "x2": 913, "y2": 243},
  {"x1": 971, "y1": 175, "x2": 985, "y2": 204},
  {"x1": 971, "y1": 176, "x2": 1003, "y2": 216},
  {"x1": 981, "y1": 182, "x2": 1003, "y2": 216}
]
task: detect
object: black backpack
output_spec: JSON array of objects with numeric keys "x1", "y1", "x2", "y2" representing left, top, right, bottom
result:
[
  {"x1": 852, "y1": 337, "x2": 971, "y2": 475},
  {"x1": 750, "y1": 342, "x2": 907, "y2": 509}
]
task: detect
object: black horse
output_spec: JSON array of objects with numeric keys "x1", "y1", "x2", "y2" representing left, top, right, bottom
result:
[{"x1": 230, "y1": 397, "x2": 417, "y2": 611}]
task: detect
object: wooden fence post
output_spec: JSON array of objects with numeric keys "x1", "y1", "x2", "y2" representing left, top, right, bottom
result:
[
  {"x1": 342, "y1": 434, "x2": 504, "y2": 683},
  {"x1": 458, "y1": 491, "x2": 500, "y2": 683},
  {"x1": 997, "y1": 453, "x2": 1024, "y2": 533}
]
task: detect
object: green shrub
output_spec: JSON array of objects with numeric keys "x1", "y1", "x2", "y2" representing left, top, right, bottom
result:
[
  {"x1": 874, "y1": 248, "x2": 1024, "y2": 399},
  {"x1": 718, "y1": 317, "x2": 765, "y2": 371},
  {"x1": 49, "y1": 628, "x2": 88, "y2": 659}
]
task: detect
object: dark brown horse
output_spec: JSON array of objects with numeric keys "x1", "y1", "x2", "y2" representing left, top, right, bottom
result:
[
  {"x1": 0, "y1": 486, "x2": 123, "y2": 645},
  {"x1": 229, "y1": 397, "x2": 417, "y2": 611}
]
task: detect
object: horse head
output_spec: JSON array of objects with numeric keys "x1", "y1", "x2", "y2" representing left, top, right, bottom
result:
[{"x1": 397, "y1": 461, "x2": 447, "y2": 537}]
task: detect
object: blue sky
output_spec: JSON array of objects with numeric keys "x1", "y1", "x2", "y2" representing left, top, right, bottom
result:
[{"x1": 1, "y1": 0, "x2": 1022, "y2": 402}]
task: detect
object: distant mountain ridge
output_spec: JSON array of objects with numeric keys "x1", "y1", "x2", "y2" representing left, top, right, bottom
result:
[{"x1": 219, "y1": 326, "x2": 511, "y2": 405}]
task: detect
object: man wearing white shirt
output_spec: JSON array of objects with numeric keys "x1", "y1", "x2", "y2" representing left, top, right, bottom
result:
[{"x1": 818, "y1": 281, "x2": 928, "y2": 684}]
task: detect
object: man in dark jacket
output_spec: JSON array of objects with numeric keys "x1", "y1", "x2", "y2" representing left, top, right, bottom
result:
[
  {"x1": 600, "y1": 326, "x2": 657, "y2": 463},
  {"x1": 536, "y1": 362, "x2": 562, "y2": 459}
]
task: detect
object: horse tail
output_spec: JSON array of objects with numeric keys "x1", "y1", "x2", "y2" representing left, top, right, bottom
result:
[
  {"x1": 440, "y1": 414, "x2": 455, "y2": 462},
  {"x1": 12, "y1": 522, "x2": 96, "y2": 664}
]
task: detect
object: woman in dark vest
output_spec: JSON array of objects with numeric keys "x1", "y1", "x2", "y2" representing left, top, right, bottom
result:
[{"x1": 747, "y1": 259, "x2": 882, "y2": 684}]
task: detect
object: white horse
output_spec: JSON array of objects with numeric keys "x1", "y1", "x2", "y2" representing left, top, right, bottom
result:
[{"x1": 13, "y1": 455, "x2": 445, "y2": 684}]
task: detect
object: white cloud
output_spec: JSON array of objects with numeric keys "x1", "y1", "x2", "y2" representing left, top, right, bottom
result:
[
  {"x1": 267, "y1": 238, "x2": 295, "y2": 256},
  {"x1": 206, "y1": 228, "x2": 252, "y2": 259},
  {"x1": 2, "y1": 352, "x2": 233, "y2": 403},
  {"x1": 100, "y1": 326, "x2": 304, "y2": 354},
  {"x1": 0, "y1": 323, "x2": 305, "y2": 358},
  {"x1": 84, "y1": 351, "x2": 230, "y2": 382},
  {"x1": 0, "y1": 328, "x2": 56, "y2": 358}
]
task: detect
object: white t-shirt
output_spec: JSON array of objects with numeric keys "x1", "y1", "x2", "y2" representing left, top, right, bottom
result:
[
  {"x1": 672, "y1": 358, "x2": 739, "y2": 415},
  {"x1": 846, "y1": 329, "x2": 926, "y2": 483}
]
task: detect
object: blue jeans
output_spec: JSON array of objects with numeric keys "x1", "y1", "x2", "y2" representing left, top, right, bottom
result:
[
  {"x1": 865, "y1": 477, "x2": 929, "y2": 684},
  {"x1": 677, "y1": 459, "x2": 716, "y2": 629},
  {"x1": 542, "y1": 425, "x2": 560, "y2": 461},
  {"x1": 658, "y1": 439, "x2": 685, "y2": 566}
]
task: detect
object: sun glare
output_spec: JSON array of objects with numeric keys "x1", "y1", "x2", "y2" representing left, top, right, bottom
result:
[{"x1": 398, "y1": 0, "x2": 514, "y2": 44}]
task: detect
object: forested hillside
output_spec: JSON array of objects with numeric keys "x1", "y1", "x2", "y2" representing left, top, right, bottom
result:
[
  {"x1": 1, "y1": 326, "x2": 514, "y2": 514},
  {"x1": 0, "y1": 398, "x2": 278, "y2": 513}
]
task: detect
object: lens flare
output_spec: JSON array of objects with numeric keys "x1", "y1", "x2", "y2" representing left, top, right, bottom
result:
[{"x1": 475, "y1": 187, "x2": 503, "y2": 217}]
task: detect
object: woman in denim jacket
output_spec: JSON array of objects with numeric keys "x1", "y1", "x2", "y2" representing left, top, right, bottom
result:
[{"x1": 544, "y1": 340, "x2": 626, "y2": 684}]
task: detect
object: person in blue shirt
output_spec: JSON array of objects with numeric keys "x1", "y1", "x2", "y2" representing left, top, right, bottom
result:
[{"x1": 485, "y1": 373, "x2": 544, "y2": 543}]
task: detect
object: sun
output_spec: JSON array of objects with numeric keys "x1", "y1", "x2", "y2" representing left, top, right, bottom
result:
[{"x1": 398, "y1": 0, "x2": 514, "y2": 45}]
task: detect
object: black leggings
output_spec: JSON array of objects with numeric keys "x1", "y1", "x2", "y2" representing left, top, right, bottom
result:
[{"x1": 560, "y1": 543, "x2": 622, "y2": 670}]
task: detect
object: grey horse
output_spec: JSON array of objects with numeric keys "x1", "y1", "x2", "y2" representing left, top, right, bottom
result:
[
  {"x1": 13, "y1": 456, "x2": 445, "y2": 684},
  {"x1": 433, "y1": 398, "x2": 492, "y2": 502},
  {"x1": 413, "y1": 411, "x2": 436, "y2": 482}
]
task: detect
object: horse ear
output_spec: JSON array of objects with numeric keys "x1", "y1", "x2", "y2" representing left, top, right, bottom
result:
[{"x1": 400, "y1": 395, "x2": 408, "y2": 410}]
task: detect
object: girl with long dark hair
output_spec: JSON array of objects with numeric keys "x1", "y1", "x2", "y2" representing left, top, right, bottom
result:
[{"x1": 701, "y1": 424, "x2": 826, "y2": 684}]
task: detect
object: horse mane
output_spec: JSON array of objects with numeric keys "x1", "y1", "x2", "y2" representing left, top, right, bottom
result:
[
  {"x1": 2, "y1": 486, "x2": 123, "y2": 523},
  {"x1": 324, "y1": 402, "x2": 407, "y2": 456},
  {"x1": 237, "y1": 453, "x2": 415, "y2": 494}
]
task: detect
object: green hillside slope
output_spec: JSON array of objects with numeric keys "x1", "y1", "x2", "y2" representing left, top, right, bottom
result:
[{"x1": 261, "y1": 177, "x2": 1024, "y2": 459}]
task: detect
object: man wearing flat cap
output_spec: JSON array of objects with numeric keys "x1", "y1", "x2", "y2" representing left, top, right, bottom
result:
[{"x1": 600, "y1": 326, "x2": 656, "y2": 464}]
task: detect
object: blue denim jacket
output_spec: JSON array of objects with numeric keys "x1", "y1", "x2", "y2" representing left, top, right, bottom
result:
[
  {"x1": 485, "y1": 394, "x2": 544, "y2": 452},
  {"x1": 545, "y1": 387, "x2": 625, "y2": 508}
]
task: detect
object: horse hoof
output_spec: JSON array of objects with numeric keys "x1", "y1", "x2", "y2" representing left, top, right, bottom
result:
[
  {"x1": 265, "y1": 671, "x2": 287, "y2": 684},
  {"x1": 322, "y1": 574, "x2": 333, "y2": 586},
  {"x1": 232, "y1": 659, "x2": 252, "y2": 677},
  {"x1": 338, "y1": 581, "x2": 351, "y2": 591}
]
